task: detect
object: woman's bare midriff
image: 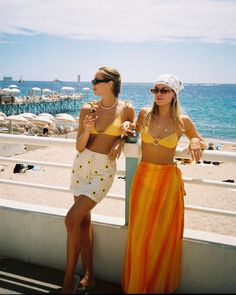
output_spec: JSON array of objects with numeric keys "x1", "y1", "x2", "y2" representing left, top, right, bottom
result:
[
  {"x1": 141, "y1": 142, "x2": 177, "y2": 165},
  {"x1": 86, "y1": 134, "x2": 120, "y2": 154}
]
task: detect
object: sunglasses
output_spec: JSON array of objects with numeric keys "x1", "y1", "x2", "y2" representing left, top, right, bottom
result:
[
  {"x1": 91, "y1": 78, "x2": 112, "y2": 85},
  {"x1": 150, "y1": 87, "x2": 171, "y2": 94}
]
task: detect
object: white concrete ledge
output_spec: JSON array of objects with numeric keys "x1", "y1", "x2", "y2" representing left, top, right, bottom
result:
[
  {"x1": 0, "y1": 199, "x2": 125, "y2": 226},
  {"x1": 1, "y1": 200, "x2": 236, "y2": 293},
  {"x1": 1, "y1": 198, "x2": 235, "y2": 245},
  {"x1": 184, "y1": 228, "x2": 236, "y2": 247}
]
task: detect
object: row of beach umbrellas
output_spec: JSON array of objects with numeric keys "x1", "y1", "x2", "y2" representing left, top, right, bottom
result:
[
  {"x1": 29, "y1": 86, "x2": 86, "y2": 97},
  {"x1": 30, "y1": 86, "x2": 90, "y2": 93},
  {"x1": 31, "y1": 86, "x2": 76, "y2": 93},
  {"x1": 0, "y1": 112, "x2": 78, "y2": 134},
  {"x1": 0, "y1": 85, "x2": 21, "y2": 95},
  {"x1": 1, "y1": 85, "x2": 91, "y2": 97}
]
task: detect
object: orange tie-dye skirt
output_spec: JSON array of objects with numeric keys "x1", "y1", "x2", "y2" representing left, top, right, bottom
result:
[{"x1": 122, "y1": 161, "x2": 186, "y2": 294}]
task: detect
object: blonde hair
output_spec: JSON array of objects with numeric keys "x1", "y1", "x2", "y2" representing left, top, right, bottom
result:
[{"x1": 144, "y1": 93, "x2": 184, "y2": 132}]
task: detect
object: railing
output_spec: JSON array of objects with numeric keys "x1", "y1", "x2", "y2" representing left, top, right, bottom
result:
[{"x1": 0, "y1": 133, "x2": 236, "y2": 226}]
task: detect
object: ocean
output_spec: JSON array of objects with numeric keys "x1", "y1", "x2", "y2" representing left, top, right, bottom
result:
[{"x1": 0, "y1": 80, "x2": 236, "y2": 141}]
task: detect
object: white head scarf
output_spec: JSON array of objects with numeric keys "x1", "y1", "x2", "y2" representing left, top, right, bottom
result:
[{"x1": 155, "y1": 74, "x2": 184, "y2": 96}]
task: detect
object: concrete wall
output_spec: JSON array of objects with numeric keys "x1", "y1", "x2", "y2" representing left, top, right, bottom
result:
[
  {"x1": 0, "y1": 142, "x2": 25, "y2": 157},
  {"x1": 0, "y1": 199, "x2": 236, "y2": 293}
]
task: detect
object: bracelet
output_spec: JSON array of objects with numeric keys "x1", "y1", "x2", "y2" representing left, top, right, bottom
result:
[{"x1": 120, "y1": 136, "x2": 128, "y2": 143}]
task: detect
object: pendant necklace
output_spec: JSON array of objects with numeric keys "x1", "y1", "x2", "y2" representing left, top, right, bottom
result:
[{"x1": 153, "y1": 118, "x2": 171, "y2": 145}]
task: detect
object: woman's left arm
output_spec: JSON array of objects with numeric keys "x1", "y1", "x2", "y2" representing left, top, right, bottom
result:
[
  {"x1": 182, "y1": 115, "x2": 207, "y2": 162},
  {"x1": 108, "y1": 102, "x2": 135, "y2": 160},
  {"x1": 120, "y1": 102, "x2": 136, "y2": 135}
]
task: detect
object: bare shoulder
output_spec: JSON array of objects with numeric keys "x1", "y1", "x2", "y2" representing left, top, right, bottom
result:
[
  {"x1": 121, "y1": 100, "x2": 134, "y2": 111},
  {"x1": 120, "y1": 100, "x2": 135, "y2": 121},
  {"x1": 136, "y1": 107, "x2": 150, "y2": 128},
  {"x1": 180, "y1": 114, "x2": 193, "y2": 124},
  {"x1": 140, "y1": 106, "x2": 150, "y2": 113},
  {"x1": 180, "y1": 114, "x2": 197, "y2": 132},
  {"x1": 138, "y1": 107, "x2": 150, "y2": 117}
]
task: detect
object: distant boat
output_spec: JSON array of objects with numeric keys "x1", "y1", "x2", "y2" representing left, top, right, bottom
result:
[
  {"x1": 18, "y1": 75, "x2": 24, "y2": 83},
  {"x1": 52, "y1": 78, "x2": 63, "y2": 83}
]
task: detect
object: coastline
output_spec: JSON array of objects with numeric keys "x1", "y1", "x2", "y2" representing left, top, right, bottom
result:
[{"x1": 0, "y1": 132, "x2": 235, "y2": 236}]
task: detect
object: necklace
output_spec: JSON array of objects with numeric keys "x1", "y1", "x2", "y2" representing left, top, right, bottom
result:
[
  {"x1": 156, "y1": 125, "x2": 168, "y2": 132},
  {"x1": 152, "y1": 117, "x2": 172, "y2": 145},
  {"x1": 99, "y1": 100, "x2": 118, "y2": 110}
]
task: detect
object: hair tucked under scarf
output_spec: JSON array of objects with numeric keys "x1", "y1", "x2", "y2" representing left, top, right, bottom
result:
[
  {"x1": 144, "y1": 73, "x2": 185, "y2": 132},
  {"x1": 155, "y1": 73, "x2": 184, "y2": 97}
]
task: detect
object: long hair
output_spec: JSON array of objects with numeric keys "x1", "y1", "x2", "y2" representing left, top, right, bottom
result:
[
  {"x1": 144, "y1": 92, "x2": 184, "y2": 132},
  {"x1": 99, "y1": 66, "x2": 121, "y2": 97}
]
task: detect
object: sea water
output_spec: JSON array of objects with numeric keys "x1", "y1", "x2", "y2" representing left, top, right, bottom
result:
[{"x1": 0, "y1": 80, "x2": 235, "y2": 141}]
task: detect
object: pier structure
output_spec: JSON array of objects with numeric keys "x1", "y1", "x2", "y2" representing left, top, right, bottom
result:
[{"x1": 0, "y1": 98, "x2": 83, "y2": 116}]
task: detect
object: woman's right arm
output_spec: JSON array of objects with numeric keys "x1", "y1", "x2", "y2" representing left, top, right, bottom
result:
[
  {"x1": 120, "y1": 105, "x2": 148, "y2": 135},
  {"x1": 76, "y1": 106, "x2": 96, "y2": 152},
  {"x1": 135, "y1": 108, "x2": 148, "y2": 133}
]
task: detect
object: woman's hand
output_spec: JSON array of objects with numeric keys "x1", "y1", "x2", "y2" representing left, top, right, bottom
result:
[
  {"x1": 83, "y1": 114, "x2": 97, "y2": 132},
  {"x1": 121, "y1": 121, "x2": 136, "y2": 136},
  {"x1": 187, "y1": 138, "x2": 203, "y2": 162},
  {"x1": 108, "y1": 138, "x2": 125, "y2": 161}
]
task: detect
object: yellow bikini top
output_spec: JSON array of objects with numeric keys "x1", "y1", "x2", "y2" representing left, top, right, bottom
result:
[
  {"x1": 90, "y1": 116, "x2": 122, "y2": 136},
  {"x1": 141, "y1": 125, "x2": 178, "y2": 148}
]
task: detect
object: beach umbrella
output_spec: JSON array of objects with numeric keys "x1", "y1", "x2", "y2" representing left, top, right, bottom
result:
[
  {"x1": 5, "y1": 115, "x2": 32, "y2": 135},
  {"x1": 56, "y1": 113, "x2": 73, "y2": 117},
  {"x1": 55, "y1": 114, "x2": 76, "y2": 136},
  {"x1": 0, "y1": 112, "x2": 7, "y2": 119},
  {"x1": 31, "y1": 87, "x2": 41, "y2": 91},
  {"x1": 82, "y1": 87, "x2": 90, "y2": 91},
  {"x1": 29, "y1": 87, "x2": 41, "y2": 97},
  {"x1": 42, "y1": 88, "x2": 52, "y2": 93},
  {"x1": 61, "y1": 86, "x2": 75, "y2": 92},
  {"x1": 9, "y1": 88, "x2": 20, "y2": 95},
  {"x1": 8, "y1": 84, "x2": 18, "y2": 89},
  {"x1": 1, "y1": 88, "x2": 11, "y2": 94},
  {"x1": 19, "y1": 113, "x2": 37, "y2": 120},
  {"x1": 32, "y1": 116, "x2": 55, "y2": 128},
  {"x1": 6, "y1": 115, "x2": 30, "y2": 124},
  {"x1": 38, "y1": 113, "x2": 55, "y2": 120},
  {"x1": 55, "y1": 113, "x2": 76, "y2": 123},
  {"x1": 56, "y1": 116, "x2": 76, "y2": 123}
]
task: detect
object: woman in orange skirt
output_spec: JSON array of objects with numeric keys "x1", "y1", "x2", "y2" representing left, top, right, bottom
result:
[{"x1": 122, "y1": 73, "x2": 206, "y2": 293}]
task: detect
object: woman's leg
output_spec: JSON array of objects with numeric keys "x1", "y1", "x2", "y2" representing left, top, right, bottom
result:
[
  {"x1": 79, "y1": 212, "x2": 96, "y2": 288},
  {"x1": 62, "y1": 195, "x2": 96, "y2": 294}
]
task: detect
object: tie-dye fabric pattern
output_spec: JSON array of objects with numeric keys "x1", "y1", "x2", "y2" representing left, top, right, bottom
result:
[{"x1": 122, "y1": 161, "x2": 185, "y2": 294}]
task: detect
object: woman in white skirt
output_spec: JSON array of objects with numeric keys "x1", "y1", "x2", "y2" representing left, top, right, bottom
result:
[{"x1": 62, "y1": 66, "x2": 135, "y2": 294}]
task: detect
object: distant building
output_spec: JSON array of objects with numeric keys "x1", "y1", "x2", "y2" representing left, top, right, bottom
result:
[
  {"x1": 77, "y1": 75, "x2": 81, "y2": 83},
  {"x1": 3, "y1": 76, "x2": 13, "y2": 82}
]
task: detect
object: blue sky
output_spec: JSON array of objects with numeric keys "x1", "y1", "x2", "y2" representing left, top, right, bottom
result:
[{"x1": 0, "y1": 0, "x2": 236, "y2": 83}]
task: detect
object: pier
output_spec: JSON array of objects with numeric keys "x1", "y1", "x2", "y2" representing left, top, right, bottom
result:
[{"x1": 0, "y1": 97, "x2": 83, "y2": 116}]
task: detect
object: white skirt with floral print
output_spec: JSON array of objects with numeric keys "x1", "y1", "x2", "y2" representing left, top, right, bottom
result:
[{"x1": 69, "y1": 148, "x2": 117, "y2": 203}]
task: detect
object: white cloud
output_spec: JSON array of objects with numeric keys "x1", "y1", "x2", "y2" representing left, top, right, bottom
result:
[{"x1": 0, "y1": 0, "x2": 235, "y2": 43}]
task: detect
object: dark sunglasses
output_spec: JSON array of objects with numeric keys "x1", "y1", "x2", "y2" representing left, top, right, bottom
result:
[
  {"x1": 150, "y1": 87, "x2": 171, "y2": 94},
  {"x1": 91, "y1": 78, "x2": 112, "y2": 85}
]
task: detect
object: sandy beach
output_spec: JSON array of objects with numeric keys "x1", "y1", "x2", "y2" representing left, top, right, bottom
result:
[{"x1": 0, "y1": 133, "x2": 236, "y2": 237}]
